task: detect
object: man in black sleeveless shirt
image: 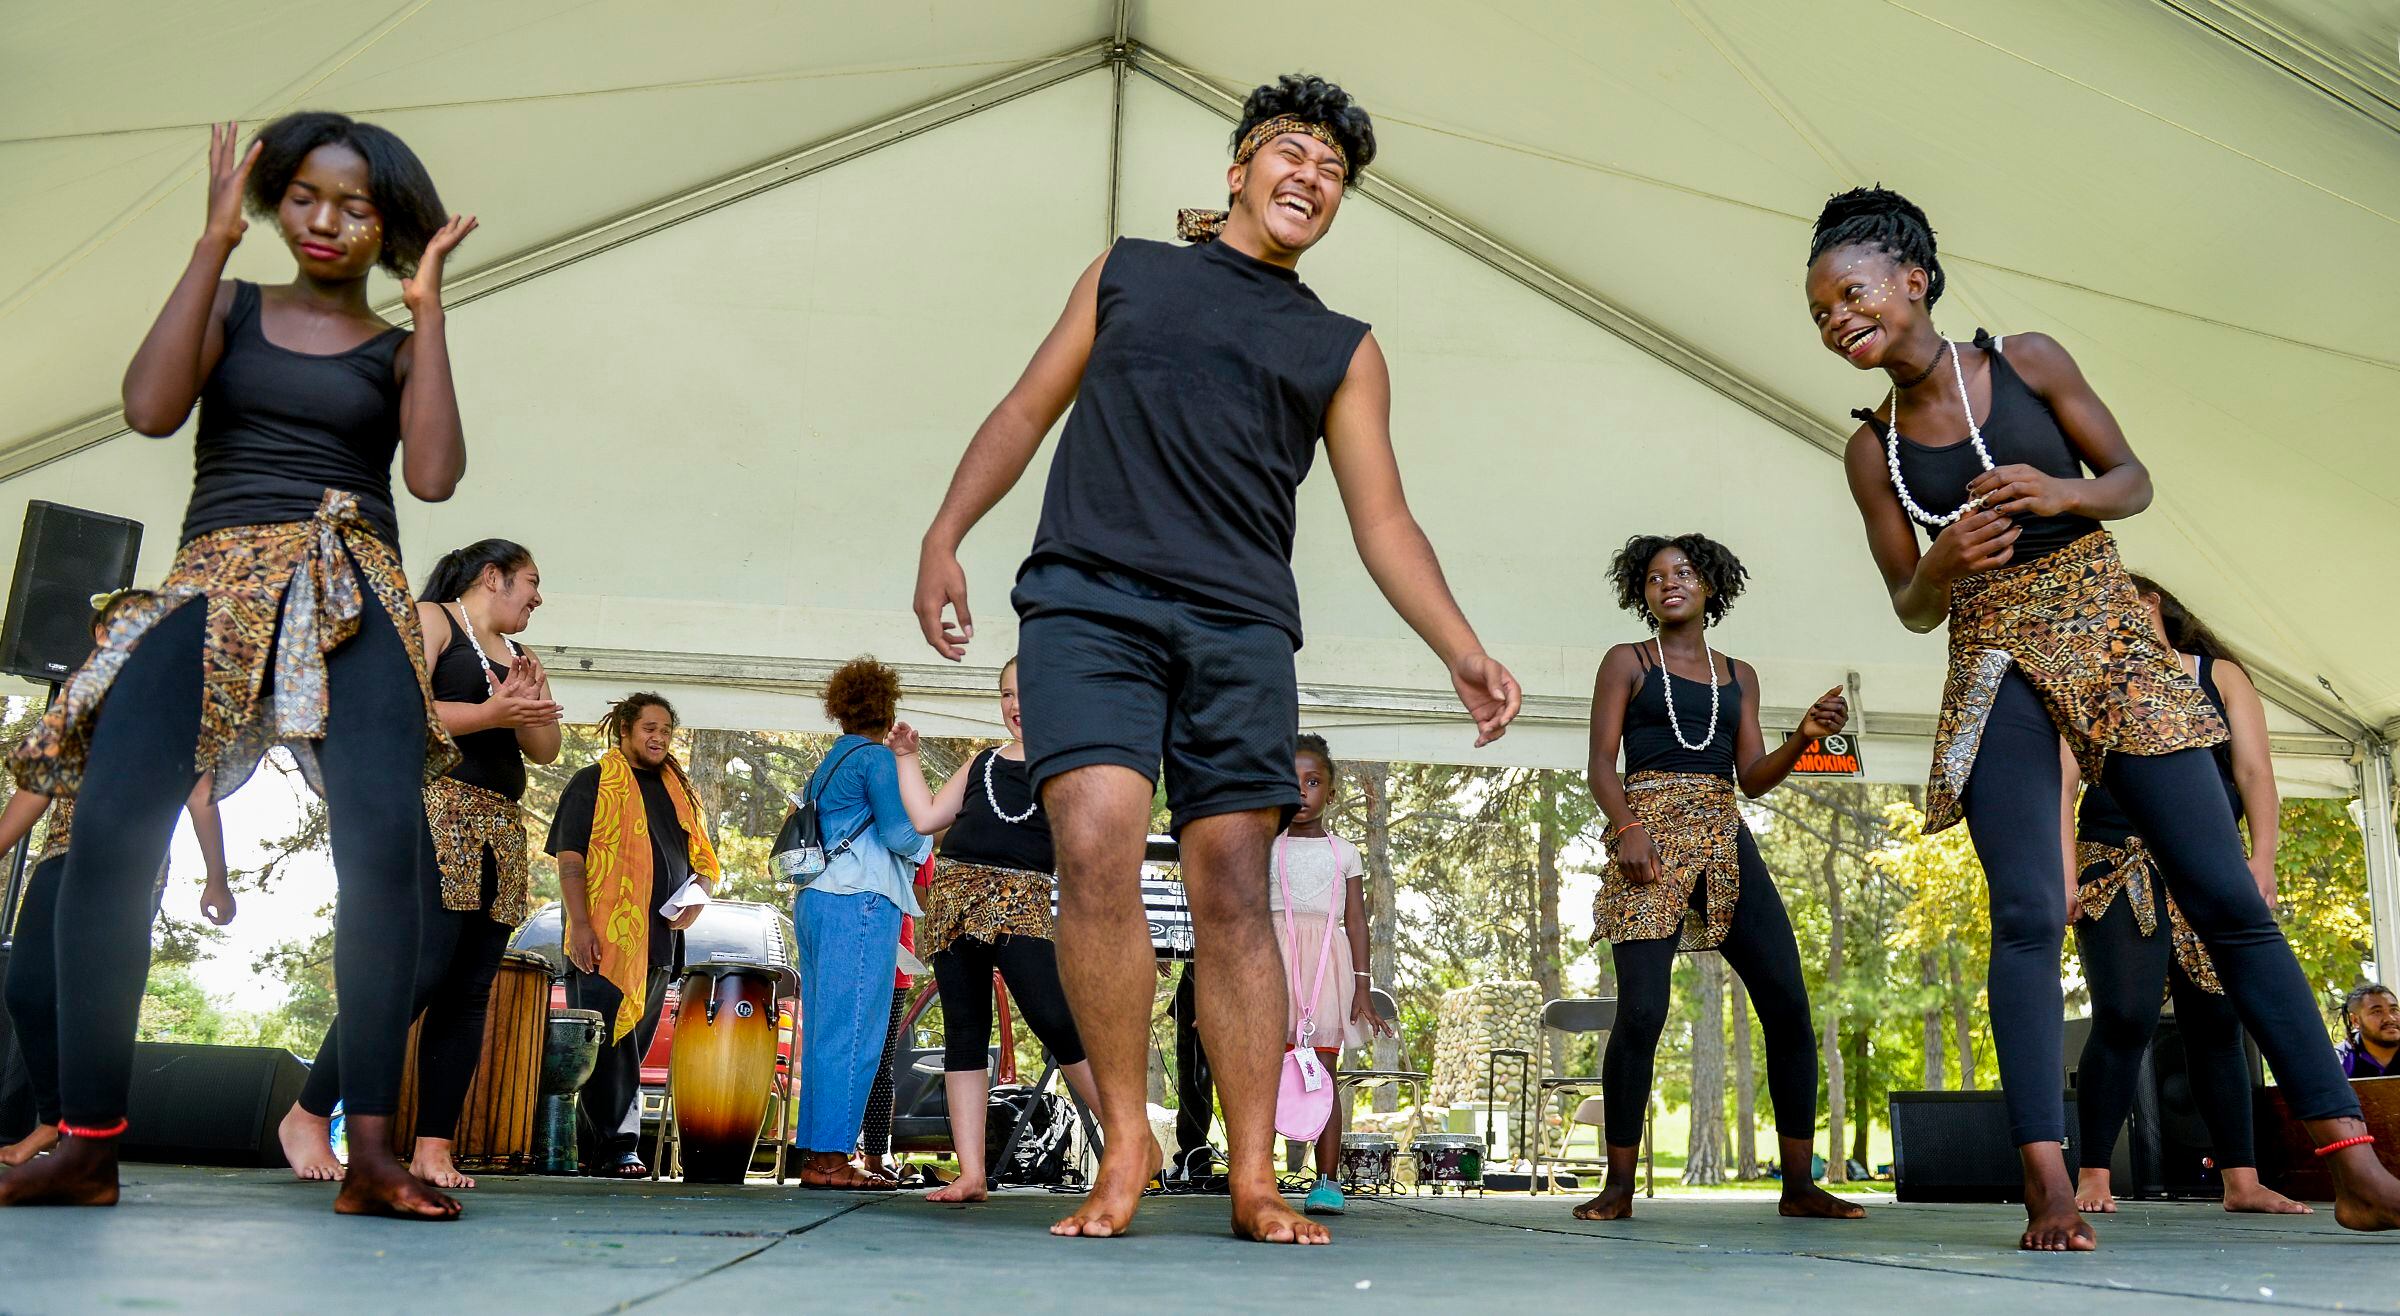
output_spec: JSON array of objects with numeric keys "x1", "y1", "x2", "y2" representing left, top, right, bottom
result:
[{"x1": 913, "y1": 74, "x2": 1520, "y2": 1245}]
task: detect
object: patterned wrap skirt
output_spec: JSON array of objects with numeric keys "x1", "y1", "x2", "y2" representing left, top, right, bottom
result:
[
  {"x1": 1925, "y1": 531, "x2": 2225, "y2": 835},
  {"x1": 1594, "y1": 771, "x2": 1742, "y2": 951},
  {"x1": 34, "y1": 793, "x2": 73, "y2": 864},
  {"x1": 8, "y1": 490, "x2": 457, "y2": 804},
  {"x1": 2075, "y1": 837, "x2": 2224, "y2": 995},
  {"x1": 920, "y1": 858, "x2": 1055, "y2": 959},
  {"x1": 427, "y1": 775, "x2": 534, "y2": 927}
]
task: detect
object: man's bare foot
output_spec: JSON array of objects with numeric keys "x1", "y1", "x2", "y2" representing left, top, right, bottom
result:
[
  {"x1": 1229, "y1": 1169, "x2": 1328, "y2": 1244},
  {"x1": 277, "y1": 1105, "x2": 345, "y2": 1182},
  {"x1": 0, "y1": 1135, "x2": 119, "y2": 1207},
  {"x1": 1051, "y1": 1130, "x2": 1158, "y2": 1238},
  {"x1": 2021, "y1": 1176, "x2": 2097, "y2": 1252},
  {"x1": 1571, "y1": 1181, "x2": 1634, "y2": 1221},
  {"x1": 2221, "y1": 1180, "x2": 2311, "y2": 1215},
  {"x1": 2074, "y1": 1167, "x2": 2116, "y2": 1214},
  {"x1": 410, "y1": 1138, "x2": 475, "y2": 1191},
  {"x1": 926, "y1": 1174, "x2": 988, "y2": 1204},
  {"x1": 1779, "y1": 1182, "x2": 1866, "y2": 1219},
  {"x1": 334, "y1": 1158, "x2": 461, "y2": 1220},
  {"x1": 0, "y1": 1122, "x2": 58, "y2": 1166}
]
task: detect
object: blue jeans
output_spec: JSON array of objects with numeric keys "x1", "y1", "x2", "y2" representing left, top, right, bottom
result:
[{"x1": 792, "y1": 888, "x2": 903, "y2": 1154}]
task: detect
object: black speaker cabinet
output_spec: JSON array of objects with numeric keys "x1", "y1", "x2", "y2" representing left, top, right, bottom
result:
[
  {"x1": 0, "y1": 943, "x2": 34, "y2": 1142},
  {"x1": 0, "y1": 501, "x2": 142, "y2": 683},
  {"x1": 2064, "y1": 1010, "x2": 2262, "y2": 1199},
  {"x1": 121, "y1": 1042, "x2": 309, "y2": 1167},
  {"x1": 1890, "y1": 1090, "x2": 2084, "y2": 1202}
]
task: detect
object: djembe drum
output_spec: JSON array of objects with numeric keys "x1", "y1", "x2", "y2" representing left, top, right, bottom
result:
[
  {"x1": 391, "y1": 949, "x2": 550, "y2": 1171},
  {"x1": 534, "y1": 1007, "x2": 606, "y2": 1174}
]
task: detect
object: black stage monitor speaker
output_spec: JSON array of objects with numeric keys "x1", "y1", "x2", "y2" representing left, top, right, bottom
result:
[
  {"x1": 1890, "y1": 1090, "x2": 2083, "y2": 1202},
  {"x1": 2064, "y1": 1010, "x2": 2263, "y2": 1200},
  {"x1": 0, "y1": 501, "x2": 142, "y2": 683},
  {"x1": 120, "y1": 1042, "x2": 309, "y2": 1168}
]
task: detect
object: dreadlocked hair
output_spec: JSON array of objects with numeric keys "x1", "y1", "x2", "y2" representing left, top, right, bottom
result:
[
  {"x1": 602, "y1": 691, "x2": 677, "y2": 743},
  {"x1": 1296, "y1": 732, "x2": 1338, "y2": 784},
  {"x1": 1809, "y1": 185, "x2": 1944, "y2": 308},
  {"x1": 2129, "y1": 573, "x2": 2234, "y2": 663},
  {"x1": 1609, "y1": 533, "x2": 1748, "y2": 628},
  {"x1": 1234, "y1": 73, "x2": 1377, "y2": 176}
]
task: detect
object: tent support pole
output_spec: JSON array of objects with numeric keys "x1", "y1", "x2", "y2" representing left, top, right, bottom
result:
[{"x1": 2360, "y1": 741, "x2": 2400, "y2": 984}]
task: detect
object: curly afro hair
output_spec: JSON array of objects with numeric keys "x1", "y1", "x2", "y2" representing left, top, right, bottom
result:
[
  {"x1": 1808, "y1": 185, "x2": 1943, "y2": 308},
  {"x1": 823, "y1": 656, "x2": 902, "y2": 735},
  {"x1": 1609, "y1": 533, "x2": 1748, "y2": 629},
  {"x1": 244, "y1": 111, "x2": 446, "y2": 278},
  {"x1": 1295, "y1": 732, "x2": 1337, "y2": 783},
  {"x1": 1234, "y1": 73, "x2": 1377, "y2": 177}
]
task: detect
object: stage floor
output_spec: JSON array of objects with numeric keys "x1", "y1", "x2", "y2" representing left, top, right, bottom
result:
[{"x1": 2, "y1": 1167, "x2": 2394, "y2": 1312}]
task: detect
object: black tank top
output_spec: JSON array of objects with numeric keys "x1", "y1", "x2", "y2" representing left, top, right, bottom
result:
[
  {"x1": 429, "y1": 608, "x2": 526, "y2": 801},
  {"x1": 183, "y1": 280, "x2": 407, "y2": 545},
  {"x1": 938, "y1": 748, "x2": 1055, "y2": 874},
  {"x1": 1621, "y1": 646, "x2": 1740, "y2": 779},
  {"x1": 1025, "y1": 238, "x2": 1371, "y2": 646},
  {"x1": 1855, "y1": 330, "x2": 2100, "y2": 561},
  {"x1": 2078, "y1": 653, "x2": 2238, "y2": 847}
]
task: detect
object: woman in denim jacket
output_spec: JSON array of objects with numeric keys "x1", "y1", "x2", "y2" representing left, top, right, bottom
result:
[{"x1": 793, "y1": 657, "x2": 931, "y2": 1189}]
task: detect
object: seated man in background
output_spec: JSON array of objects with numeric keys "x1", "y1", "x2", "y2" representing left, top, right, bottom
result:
[{"x1": 2338, "y1": 984, "x2": 2399, "y2": 1079}]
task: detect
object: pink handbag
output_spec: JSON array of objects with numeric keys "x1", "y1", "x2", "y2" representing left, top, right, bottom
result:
[{"x1": 1273, "y1": 834, "x2": 1343, "y2": 1143}]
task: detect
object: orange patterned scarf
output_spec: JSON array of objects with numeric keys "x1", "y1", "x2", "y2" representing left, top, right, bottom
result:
[{"x1": 586, "y1": 747, "x2": 722, "y2": 1040}]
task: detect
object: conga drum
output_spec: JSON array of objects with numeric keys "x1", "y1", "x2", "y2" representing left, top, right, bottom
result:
[
  {"x1": 669, "y1": 962, "x2": 780, "y2": 1183},
  {"x1": 392, "y1": 949, "x2": 550, "y2": 1171}
]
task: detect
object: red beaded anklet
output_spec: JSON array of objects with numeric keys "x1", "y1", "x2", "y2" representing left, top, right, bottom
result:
[
  {"x1": 2314, "y1": 1134, "x2": 2375, "y2": 1158},
  {"x1": 56, "y1": 1118, "x2": 127, "y2": 1139}
]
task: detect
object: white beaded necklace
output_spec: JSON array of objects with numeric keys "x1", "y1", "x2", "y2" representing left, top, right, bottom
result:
[
  {"x1": 447, "y1": 601, "x2": 521, "y2": 695},
  {"x1": 982, "y1": 747, "x2": 1037, "y2": 825},
  {"x1": 1654, "y1": 635, "x2": 1721, "y2": 753},
  {"x1": 1881, "y1": 339, "x2": 1994, "y2": 528}
]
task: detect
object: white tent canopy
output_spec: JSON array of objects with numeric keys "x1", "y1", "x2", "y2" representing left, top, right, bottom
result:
[{"x1": 2, "y1": 1, "x2": 2393, "y2": 971}]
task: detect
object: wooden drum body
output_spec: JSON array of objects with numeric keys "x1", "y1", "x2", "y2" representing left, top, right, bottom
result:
[
  {"x1": 392, "y1": 949, "x2": 550, "y2": 1171},
  {"x1": 669, "y1": 963, "x2": 780, "y2": 1183}
]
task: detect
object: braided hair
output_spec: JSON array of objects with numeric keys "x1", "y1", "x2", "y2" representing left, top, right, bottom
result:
[
  {"x1": 1608, "y1": 533, "x2": 1748, "y2": 628},
  {"x1": 602, "y1": 691, "x2": 677, "y2": 743},
  {"x1": 1809, "y1": 186, "x2": 1944, "y2": 308}
]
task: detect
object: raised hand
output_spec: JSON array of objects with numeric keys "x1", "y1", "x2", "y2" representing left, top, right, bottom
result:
[
  {"x1": 512, "y1": 647, "x2": 552, "y2": 698},
  {"x1": 913, "y1": 546, "x2": 973, "y2": 661},
  {"x1": 400, "y1": 214, "x2": 478, "y2": 317},
  {"x1": 205, "y1": 121, "x2": 261, "y2": 248},
  {"x1": 1450, "y1": 650, "x2": 1522, "y2": 748},
  {"x1": 887, "y1": 722, "x2": 921, "y2": 757},
  {"x1": 1798, "y1": 686, "x2": 1849, "y2": 739},
  {"x1": 487, "y1": 692, "x2": 564, "y2": 729}
]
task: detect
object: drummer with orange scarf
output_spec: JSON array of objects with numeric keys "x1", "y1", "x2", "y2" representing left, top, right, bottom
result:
[{"x1": 548, "y1": 692, "x2": 721, "y2": 1178}]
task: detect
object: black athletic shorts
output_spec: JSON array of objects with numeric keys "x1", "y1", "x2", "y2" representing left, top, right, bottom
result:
[{"x1": 1011, "y1": 556, "x2": 1299, "y2": 835}]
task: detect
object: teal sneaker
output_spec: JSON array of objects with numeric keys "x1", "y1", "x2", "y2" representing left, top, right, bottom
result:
[{"x1": 1304, "y1": 1176, "x2": 1346, "y2": 1215}]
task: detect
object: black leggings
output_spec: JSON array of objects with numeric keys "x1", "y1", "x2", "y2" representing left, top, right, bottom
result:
[
  {"x1": 2072, "y1": 894, "x2": 2255, "y2": 1169},
  {"x1": 51, "y1": 585, "x2": 429, "y2": 1124},
  {"x1": 4, "y1": 855, "x2": 68, "y2": 1125},
  {"x1": 1601, "y1": 828, "x2": 1818, "y2": 1149},
  {"x1": 1967, "y1": 668, "x2": 2357, "y2": 1146},
  {"x1": 859, "y1": 987, "x2": 907, "y2": 1157},
  {"x1": 298, "y1": 847, "x2": 515, "y2": 1140},
  {"x1": 931, "y1": 935, "x2": 1085, "y2": 1072}
]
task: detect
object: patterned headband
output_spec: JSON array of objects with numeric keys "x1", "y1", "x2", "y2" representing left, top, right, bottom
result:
[{"x1": 1176, "y1": 115, "x2": 1351, "y2": 244}]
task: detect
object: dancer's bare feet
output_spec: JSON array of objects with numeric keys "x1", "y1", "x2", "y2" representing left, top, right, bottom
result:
[
  {"x1": 333, "y1": 1118, "x2": 460, "y2": 1220},
  {"x1": 1779, "y1": 1182, "x2": 1867, "y2": 1219},
  {"x1": 277, "y1": 1104, "x2": 345, "y2": 1182},
  {"x1": 2019, "y1": 1147, "x2": 2097, "y2": 1252},
  {"x1": 926, "y1": 1173, "x2": 988, "y2": 1204},
  {"x1": 2219, "y1": 1169, "x2": 2310, "y2": 1215},
  {"x1": 2074, "y1": 1167, "x2": 2117, "y2": 1214},
  {"x1": 410, "y1": 1137, "x2": 475, "y2": 1191},
  {"x1": 1229, "y1": 1166, "x2": 1328, "y2": 1244},
  {"x1": 1571, "y1": 1180, "x2": 1635, "y2": 1221},
  {"x1": 0, "y1": 1122, "x2": 58, "y2": 1166},
  {"x1": 2314, "y1": 1122, "x2": 2400, "y2": 1233},
  {"x1": 0, "y1": 1134, "x2": 119, "y2": 1206},
  {"x1": 1050, "y1": 1129, "x2": 1157, "y2": 1238}
]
